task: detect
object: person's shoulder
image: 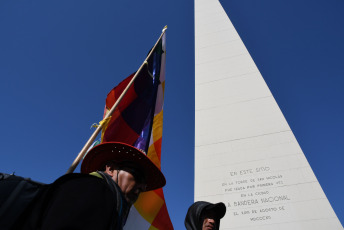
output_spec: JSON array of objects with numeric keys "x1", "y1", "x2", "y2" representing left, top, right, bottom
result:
[
  {"x1": 46, "y1": 173, "x2": 119, "y2": 205},
  {"x1": 55, "y1": 172, "x2": 100, "y2": 181},
  {"x1": 51, "y1": 173, "x2": 106, "y2": 190}
]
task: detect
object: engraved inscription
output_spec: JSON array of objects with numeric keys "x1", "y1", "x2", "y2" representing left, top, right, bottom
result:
[{"x1": 222, "y1": 166, "x2": 290, "y2": 223}]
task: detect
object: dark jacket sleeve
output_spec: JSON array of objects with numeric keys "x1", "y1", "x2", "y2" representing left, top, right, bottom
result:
[
  {"x1": 40, "y1": 174, "x2": 117, "y2": 230},
  {"x1": 15, "y1": 174, "x2": 118, "y2": 230}
]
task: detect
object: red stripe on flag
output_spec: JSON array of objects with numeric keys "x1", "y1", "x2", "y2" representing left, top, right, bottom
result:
[
  {"x1": 153, "y1": 187, "x2": 164, "y2": 200},
  {"x1": 153, "y1": 138, "x2": 162, "y2": 161},
  {"x1": 105, "y1": 73, "x2": 137, "y2": 113},
  {"x1": 151, "y1": 202, "x2": 174, "y2": 230},
  {"x1": 103, "y1": 115, "x2": 139, "y2": 144}
]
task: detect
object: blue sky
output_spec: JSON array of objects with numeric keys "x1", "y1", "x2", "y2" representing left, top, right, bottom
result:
[{"x1": 0, "y1": 0, "x2": 343, "y2": 229}]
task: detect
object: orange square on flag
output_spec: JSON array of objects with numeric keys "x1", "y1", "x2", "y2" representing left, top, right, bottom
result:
[{"x1": 134, "y1": 190, "x2": 164, "y2": 223}]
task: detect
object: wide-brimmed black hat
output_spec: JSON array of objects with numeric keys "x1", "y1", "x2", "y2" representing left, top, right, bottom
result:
[{"x1": 81, "y1": 142, "x2": 166, "y2": 191}]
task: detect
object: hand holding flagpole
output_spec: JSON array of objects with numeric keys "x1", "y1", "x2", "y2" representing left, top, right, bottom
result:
[{"x1": 66, "y1": 26, "x2": 167, "y2": 174}]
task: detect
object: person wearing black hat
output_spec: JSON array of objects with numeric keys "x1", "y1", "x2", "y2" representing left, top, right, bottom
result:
[
  {"x1": 14, "y1": 142, "x2": 166, "y2": 230},
  {"x1": 81, "y1": 142, "x2": 166, "y2": 205},
  {"x1": 185, "y1": 201, "x2": 226, "y2": 230}
]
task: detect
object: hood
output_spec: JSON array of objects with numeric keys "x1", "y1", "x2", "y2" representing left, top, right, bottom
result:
[{"x1": 184, "y1": 201, "x2": 221, "y2": 230}]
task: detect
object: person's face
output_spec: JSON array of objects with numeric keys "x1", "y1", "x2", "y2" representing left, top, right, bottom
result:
[
  {"x1": 201, "y1": 211, "x2": 218, "y2": 230},
  {"x1": 105, "y1": 166, "x2": 147, "y2": 204}
]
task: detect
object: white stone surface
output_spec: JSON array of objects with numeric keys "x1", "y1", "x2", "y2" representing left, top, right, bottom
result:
[{"x1": 194, "y1": 0, "x2": 343, "y2": 229}]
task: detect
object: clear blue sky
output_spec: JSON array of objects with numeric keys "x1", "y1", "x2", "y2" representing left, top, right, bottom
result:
[{"x1": 0, "y1": 1, "x2": 343, "y2": 229}]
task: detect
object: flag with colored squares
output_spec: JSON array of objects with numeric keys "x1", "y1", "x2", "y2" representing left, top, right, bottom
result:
[{"x1": 101, "y1": 33, "x2": 173, "y2": 230}]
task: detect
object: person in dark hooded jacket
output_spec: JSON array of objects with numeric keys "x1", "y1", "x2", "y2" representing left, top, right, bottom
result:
[{"x1": 184, "y1": 201, "x2": 226, "y2": 230}]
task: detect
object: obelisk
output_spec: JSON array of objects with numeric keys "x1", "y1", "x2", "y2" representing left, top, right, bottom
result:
[{"x1": 194, "y1": 0, "x2": 343, "y2": 229}]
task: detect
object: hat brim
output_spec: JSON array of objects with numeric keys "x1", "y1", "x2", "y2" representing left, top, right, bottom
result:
[
  {"x1": 81, "y1": 142, "x2": 166, "y2": 191},
  {"x1": 204, "y1": 202, "x2": 226, "y2": 219}
]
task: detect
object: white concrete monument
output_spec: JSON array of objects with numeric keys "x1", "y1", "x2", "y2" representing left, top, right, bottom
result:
[{"x1": 194, "y1": 0, "x2": 343, "y2": 229}]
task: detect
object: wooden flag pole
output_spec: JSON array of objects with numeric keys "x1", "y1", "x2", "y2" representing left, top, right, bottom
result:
[{"x1": 66, "y1": 26, "x2": 167, "y2": 174}]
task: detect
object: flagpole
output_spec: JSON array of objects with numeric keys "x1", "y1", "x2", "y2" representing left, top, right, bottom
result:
[{"x1": 66, "y1": 26, "x2": 167, "y2": 174}]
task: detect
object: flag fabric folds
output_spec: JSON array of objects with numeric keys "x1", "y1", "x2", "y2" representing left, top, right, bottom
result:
[{"x1": 100, "y1": 34, "x2": 173, "y2": 230}]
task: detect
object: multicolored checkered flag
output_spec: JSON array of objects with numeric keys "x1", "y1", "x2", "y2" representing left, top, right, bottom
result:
[{"x1": 100, "y1": 33, "x2": 173, "y2": 230}]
